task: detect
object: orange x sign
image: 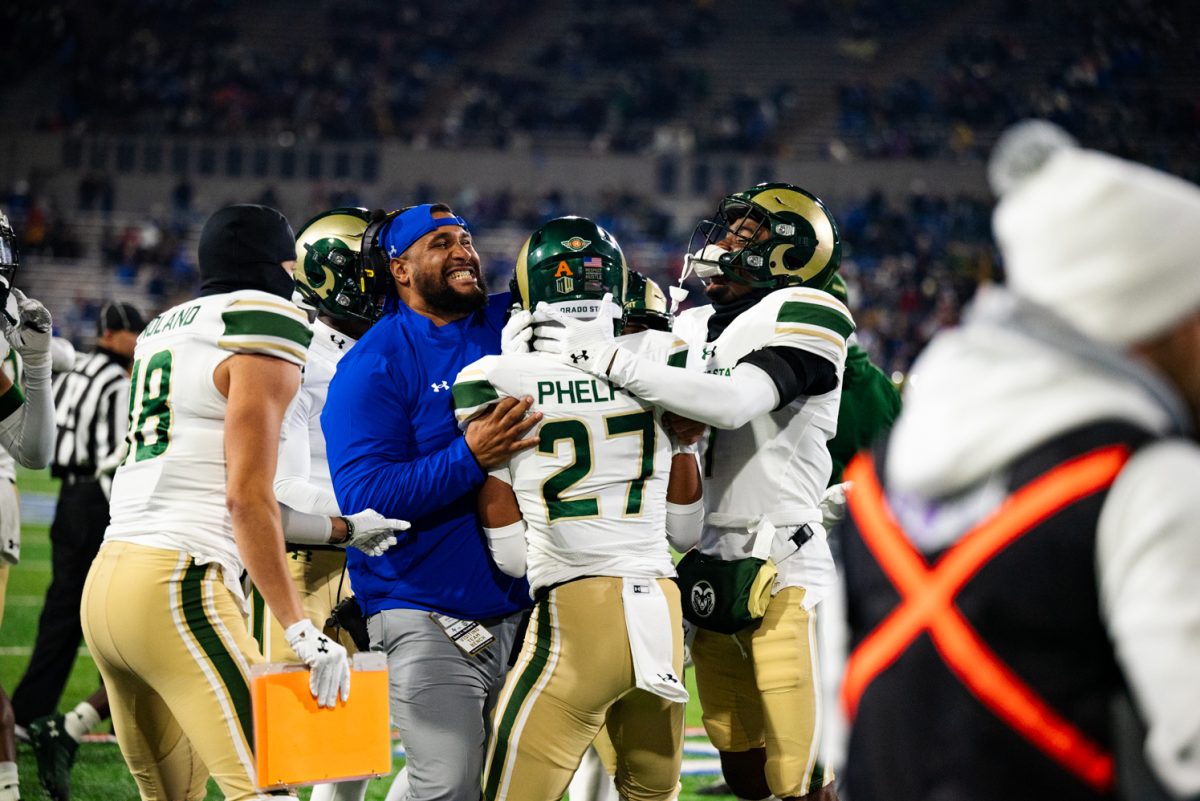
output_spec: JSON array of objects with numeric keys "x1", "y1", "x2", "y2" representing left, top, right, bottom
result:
[{"x1": 842, "y1": 446, "x2": 1131, "y2": 792}]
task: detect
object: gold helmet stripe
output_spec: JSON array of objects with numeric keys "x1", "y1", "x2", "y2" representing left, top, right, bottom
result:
[{"x1": 514, "y1": 236, "x2": 533, "y2": 309}]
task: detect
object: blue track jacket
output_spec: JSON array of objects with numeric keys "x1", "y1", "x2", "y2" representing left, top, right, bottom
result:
[{"x1": 323, "y1": 293, "x2": 530, "y2": 618}]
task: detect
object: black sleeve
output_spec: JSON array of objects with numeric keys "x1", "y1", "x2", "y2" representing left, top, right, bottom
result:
[{"x1": 738, "y1": 345, "x2": 839, "y2": 410}]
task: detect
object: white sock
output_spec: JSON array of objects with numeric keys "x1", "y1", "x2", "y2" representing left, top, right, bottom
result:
[
  {"x1": 0, "y1": 761, "x2": 17, "y2": 801},
  {"x1": 310, "y1": 780, "x2": 368, "y2": 801},
  {"x1": 568, "y1": 747, "x2": 618, "y2": 801},
  {"x1": 384, "y1": 767, "x2": 409, "y2": 801},
  {"x1": 64, "y1": 701, "x2": 100, "y2": 742},
  {"x1": 330, "y1": 779, "x2": 368, "y2": 801}
]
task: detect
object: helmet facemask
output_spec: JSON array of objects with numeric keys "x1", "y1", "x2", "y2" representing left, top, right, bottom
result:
[{"x1": 681, "y1": 183, "x2": 841, "y2": 293}]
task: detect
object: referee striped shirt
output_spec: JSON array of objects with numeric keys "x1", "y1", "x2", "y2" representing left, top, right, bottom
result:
[{"x1": 52, "y1": 349, "x2": 130, "y2": 477}]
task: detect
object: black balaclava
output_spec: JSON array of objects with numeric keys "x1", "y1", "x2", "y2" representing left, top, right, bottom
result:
[
  {"x1": 198, "y1": 204, "x2": 297, "y2": 299},
  {"x1": 706, "y1": 285, "x2": 774, "y2": 342}
]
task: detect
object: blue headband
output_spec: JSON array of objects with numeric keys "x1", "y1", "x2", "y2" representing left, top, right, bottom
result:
[{"x1": 380, "y1": 204, "x2": 470, "y2": 258}]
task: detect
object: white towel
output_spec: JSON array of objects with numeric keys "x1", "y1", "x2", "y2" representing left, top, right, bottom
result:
[
  {"x1": 1, "y1": 527, "x2": 18, "y2": 565},
  {"x1": 1, "y1": 480, "x2": 20, "y2": 565},
  {"x1": 622, "y1": 578, "x2": 689, "y2": 703}
]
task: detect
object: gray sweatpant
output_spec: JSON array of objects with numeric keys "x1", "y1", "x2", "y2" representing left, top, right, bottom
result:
[{"x1": 368, "y1": 608, "x2": 524, "y2": 801}]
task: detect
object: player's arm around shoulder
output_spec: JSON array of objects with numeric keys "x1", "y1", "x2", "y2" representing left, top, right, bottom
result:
[
  {"x1": 452, "y1": 355, "x2": 542, "y2": 470},
  {"x1": 451, "y1": 355, "x2": 505, "y2": 430}
]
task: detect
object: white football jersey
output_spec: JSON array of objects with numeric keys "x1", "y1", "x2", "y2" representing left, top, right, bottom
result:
[
  {"x1": 453, "y1": 341, "x2": 676, "y2": 594},
  {"x1": 274, "y1": 318, "x2": 356, "y2": 516},
  {"x1": 106, "y1": 290, "x2": 311, "y2": 599},
  {"x1": 681, "y1": 288, "x2": 853, "y2": 604}
]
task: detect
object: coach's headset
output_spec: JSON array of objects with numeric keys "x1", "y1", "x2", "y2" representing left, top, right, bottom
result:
[
  {"x1": 359, "y1": 207, "x2": 406, "y2": 299},
  {"x1": 360, "y1": 204, "x2": 474, "y2": 300}
]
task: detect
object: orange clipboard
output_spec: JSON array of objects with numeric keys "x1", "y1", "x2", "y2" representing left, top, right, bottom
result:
[{"x1": 251, "y1": 651, "x2": 391, "y2": 790}]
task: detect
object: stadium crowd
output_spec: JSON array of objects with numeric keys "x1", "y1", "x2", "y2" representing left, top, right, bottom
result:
[
  {"x1": 831, "y1": 0, "x2": 1199, "y2": 176},
  {"x1": 19, "y1": 0, "x2": 1194, "y2": 166}
]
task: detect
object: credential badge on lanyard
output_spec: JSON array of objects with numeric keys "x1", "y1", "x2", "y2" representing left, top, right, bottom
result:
[{"x1": 429, "y1": 612, "x2": 496, "y2": 656}]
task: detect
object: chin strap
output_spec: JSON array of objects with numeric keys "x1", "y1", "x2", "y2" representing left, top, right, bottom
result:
[{"x1": 668, "y1": 284, "x2": 690, "y2": 315}]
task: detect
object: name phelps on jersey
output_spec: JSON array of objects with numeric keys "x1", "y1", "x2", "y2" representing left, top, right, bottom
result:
[{"x1": 535, "y1": 377, "x2": 617, "y2": 406}]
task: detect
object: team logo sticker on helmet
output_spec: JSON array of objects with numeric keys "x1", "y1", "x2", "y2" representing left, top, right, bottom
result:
[
  {"x1": 691, "y1": 581, "x2": 716, "y2": 618},
  {"x1": 561, "y1": 237, "x2": 591, "y2": 252}
]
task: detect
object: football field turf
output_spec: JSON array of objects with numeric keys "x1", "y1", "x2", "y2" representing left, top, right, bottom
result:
[{"x1": 1, "y1": 471, "x2": 732, "y2": 800}]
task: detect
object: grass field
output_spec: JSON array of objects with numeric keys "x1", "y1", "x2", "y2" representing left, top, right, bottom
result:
[{"x1": 1, "y1": 470, "x2": 733, "y2": 800}]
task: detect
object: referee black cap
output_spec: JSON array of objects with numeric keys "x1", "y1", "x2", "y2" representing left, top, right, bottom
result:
[{"x1": 97, "y1": 300, "x2": 147, "y2": 336}]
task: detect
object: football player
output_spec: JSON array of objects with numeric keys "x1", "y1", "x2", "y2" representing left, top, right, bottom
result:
[
  {"x1": 0, "y1": 210, "x2": 57, "y2": 801},
  {"x1": 531, "y1": 185, "x2": 852, "y2": 801},
  {"x1": 567, "y1": 267, "x2": 687, "y2": 801},
  {"x1": 454, "y1": 217, "x2": 703, "y2": 801},
  {"x1": 252, "y1": 207, "x2": 409, "y2": 801},
  {"x1": 79, "y1": 205, "x2": 396, "y2": 801}
]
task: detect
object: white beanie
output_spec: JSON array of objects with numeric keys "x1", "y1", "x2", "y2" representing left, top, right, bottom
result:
[{"x1": 992, "y1": 123, "x2": 1200, "y2": 346}]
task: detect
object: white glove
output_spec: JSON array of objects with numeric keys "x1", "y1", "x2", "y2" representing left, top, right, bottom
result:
[
  {"x1": 50, "y1": 336, "x2": 77, "y2": 373},
  {"x1": 340, "y1": 509, "x2": 410, "y2": 557},
  {"x1": 533, "y1": 294, "x2": 622, "y2": 375},
  {"x1": 2, "y1": 289, "x2": 52, "y2": 374},
  {"x1": 284, "y1": 618, "x2": 351, "y2": 708},
  {"x1": 819, "y1": 481, "x2": 853, "y2": 531},
  {"x1": 500, "y1": 306, "x2": 533, "y2": 355}
]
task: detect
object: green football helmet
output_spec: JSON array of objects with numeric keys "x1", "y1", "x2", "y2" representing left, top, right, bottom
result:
[
  {"x1": 623, "y1": 270, "x2": 672, "y2": 332},
  {"x1": 511, "y1": 216, "x2": 628, "y2": 324},
  {"x1": 293, "y1": 207, "x2": 380, "y2": 322},
  {"x1": 684, "y1": 182, "x2": 841, "y2": 291}
]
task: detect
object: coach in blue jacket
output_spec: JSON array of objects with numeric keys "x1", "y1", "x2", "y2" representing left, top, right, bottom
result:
[{"x1": 323, "y1": 204, "x2": 537, "y2": 801}]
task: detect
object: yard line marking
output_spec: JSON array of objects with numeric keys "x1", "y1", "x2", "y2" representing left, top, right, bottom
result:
[{"x1": 0, "y1": 646, "x2": 92, "y2": 657}]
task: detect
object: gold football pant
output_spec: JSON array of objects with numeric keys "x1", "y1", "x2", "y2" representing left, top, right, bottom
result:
[
  {"x1": 692, "y1": 586, "x2": 832, "y2": 798},
  {"x1": 81, "y1": 541, "x2": 274, "y2": 801},
  {"x1": 249, "y1": 547, "x2": 352, "y2": 662},
  {"x1": 483, "y1": 576, "x2": 684, "y2": 801}
]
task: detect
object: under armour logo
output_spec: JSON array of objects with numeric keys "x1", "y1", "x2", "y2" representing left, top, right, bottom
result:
[
  {"x1": 330, "y1": 333, "x2": 347, "y2": 350},
  {"x1": 657, "y1": 673, "x2": 679, "y2": 684},
  {"x1": 569, "y1": 351, "x2": 589, "y2": 364},
  {"x1": 702, "y1": 345, "x2": 717, "y2": 359},
  {"x1": 317, "y1": 639, "x2": 329, "y2": 654},
  {"x1": 431, "y1": 381, "x2": 450, "y2": 392}
]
